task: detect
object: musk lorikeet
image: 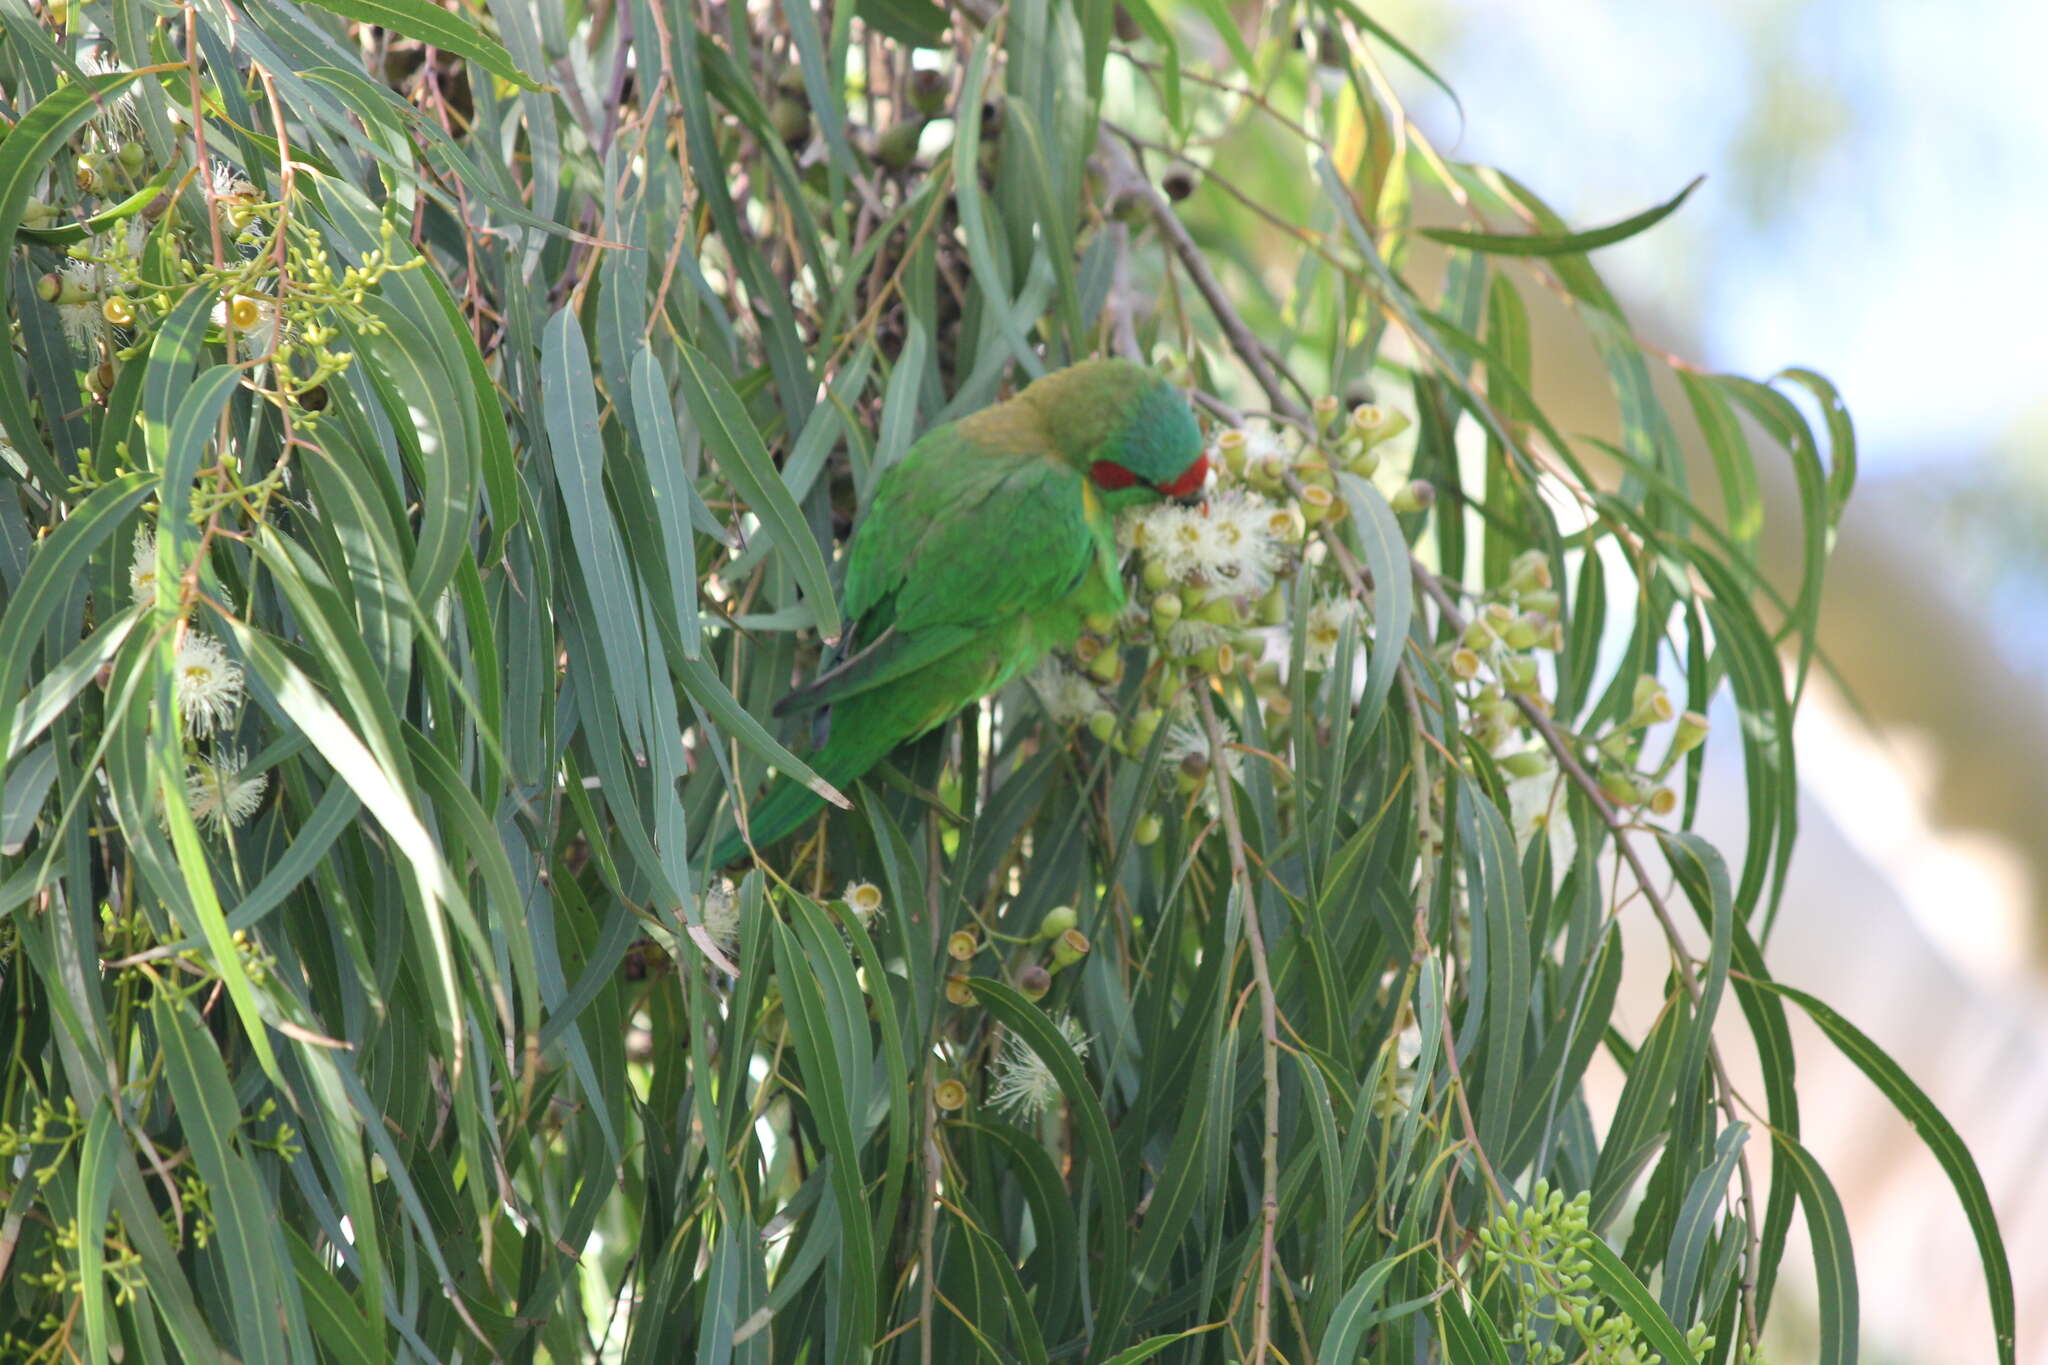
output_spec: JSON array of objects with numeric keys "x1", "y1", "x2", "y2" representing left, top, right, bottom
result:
[{"x1": 704, "y1": 358, "x2": 1208, "y2": 869}]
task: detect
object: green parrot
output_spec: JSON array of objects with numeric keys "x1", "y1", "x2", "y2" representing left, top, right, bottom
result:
[{"x1": 705, "y1": 358, "x2": 1208, "y2": 869}]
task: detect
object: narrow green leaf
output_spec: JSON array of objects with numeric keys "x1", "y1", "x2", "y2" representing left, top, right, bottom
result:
[
  {"x1": 297, "y1": 0, "x2": 545, "y2": 88},
  {"x1": 1422, "y1": 176, "x2": 1703, "y2": 257}
]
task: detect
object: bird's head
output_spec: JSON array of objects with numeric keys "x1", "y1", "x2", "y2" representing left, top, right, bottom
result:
[{"x1": 1023, "y1": 359, "x2": 1209, "y2": 510}]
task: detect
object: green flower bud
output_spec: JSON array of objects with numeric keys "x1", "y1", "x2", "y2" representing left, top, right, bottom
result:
[
  {"x1": 1127, "y1": 707, "x2": 1162, "y2": 750},
  {"x1": 1501, "y1": 655, "x2": 1540, "y2": 695},
  {"x1": 1141, "y1": 558, "x2": 1172, "y2": 592},
  {"x1": 1084, "y1": 648, "x2": 1123, "y2": 683},
  {"x1": 1347, "y1": 403, "x2": 1410, "y2": 448},
  {"x1": 1502, "y1": 615, "x2": 1541, "y2": 651},
  {"x1": 873, "y1": 117, "x2": 928, "y2": 170},
  {"x1": 1501, "y1": 750, "x2": 1551, "y2": 778},
  {"x1": 1086, "y1": 710, "x2": 1117, "y2": 743},
  {"x1": 1461, "y1": 617, "x2": 1496, "y2": 650},
  {"x1": 1669, "y1": 710, "x2": 1709, "y2": 757},
  {"x1": 1216, "y1": 427, "x2": 1248, "y2": 472},
  {"x1": 1016, "y1": 965, "x2": 1052, "y2": 1001},
  {"x1": 1256, "y1": 584, "x2": 1287, "y2": 626},
  {"x1": 1345, "y1": 446, "x2": 1382, "y2": 478},
  {"x1": 1390, "y1": 479, "x2": 1434, "y2": 514},
  {"x1": 1194, "y1": 595, "x2": 1241, "y2": 626},
  {"x1": 1518, "y1": 588, "x2": 1561, "y2": 617},
  {"x1": 1311, "y1": 393, "x2": 1341, "y2": 432},
  {"x1": 1083, "y1": 609, "x2": 1118, "y2": 636},
  {"x1": 1039, "y1": 905, "x2": 1078, "y2": 939},
  {"x1": 1298, "y1": 485, "x2": 1337, "y2": 524},
  {"x1": 1134, "y1": 813, "x2": 1162, "y2": 846},
  {"x1": 1506, "y1": 548, "x2": 1552, "y2": 592},
  {"x1": 907, "y1": 67, "x2": 949, "y2": 115},
  {"x1": 116, "y1": 141, "x2": 146, "y2": 173},
  {"x1": 1598, "y1": 769, "x2": 1646, "y2": 807}
]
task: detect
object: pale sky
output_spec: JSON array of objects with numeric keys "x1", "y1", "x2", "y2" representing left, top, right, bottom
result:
[{"x1": 1382, "y1": 0, "x2": 2048, "y2": 473}]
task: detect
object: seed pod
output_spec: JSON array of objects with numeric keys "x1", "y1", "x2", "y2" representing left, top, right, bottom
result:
[
  {"x1": 1161, "y1": 165, "x2": 1195, "y2": 202},
  {"x1": 1016, "y1": 965, "x2": 1052, "y2": 1001},
  {"x1": 946, "y1": 930, "x2": 978, "y2": 962},
  {"x1": 1133, "y1": 812, "x2": 1162, "y2": 845},
  {"x1": 935, "y1": 1077, "x2": 969, "y2": 1109},
  {"x1": 1050, "y1": 928, "x2": 1091, "y2": 967},
  {"x1": 944, "y1": 974, "x2": 976, "y2": 1006}
]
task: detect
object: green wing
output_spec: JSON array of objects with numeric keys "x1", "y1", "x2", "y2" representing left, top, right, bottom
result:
[{"x1": 774, "y1": 424, "x2": 1108, "y2": 718}]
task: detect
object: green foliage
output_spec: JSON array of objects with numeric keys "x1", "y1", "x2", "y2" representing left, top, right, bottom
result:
[{"x1": 0, "y1": 2, "x2": 2011, "y2": 1363}]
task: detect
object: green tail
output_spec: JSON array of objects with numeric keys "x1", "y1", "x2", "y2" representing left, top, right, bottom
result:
[{"x1": 701, "y1": 717, "x2": 899, "y2": 870}]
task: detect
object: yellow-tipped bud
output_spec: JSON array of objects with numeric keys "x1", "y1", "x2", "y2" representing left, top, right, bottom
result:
[
  {"x1": 1266, "y1": 504, "x2": 1307, "y2": 543},
  {"x1": 1348, "y1": 403, "x2": 1411, "y2": 446},
  {"x1": 935, "y1": 1077, "x2": 969, "y2": 1109},
  {"x1": 1299, "y1": 485, "x2": 1337, "y2": 524},
  {"x1": 1216, "y1": 428, "x2": 1248, "y2": 472},
  {"x1": 946, "y1": 930, "x2": 979, "y2": 962}
]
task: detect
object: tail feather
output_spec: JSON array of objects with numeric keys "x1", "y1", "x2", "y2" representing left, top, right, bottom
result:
[{"x1": 700, "y1": 720, "x2": 897, "y2": 871}]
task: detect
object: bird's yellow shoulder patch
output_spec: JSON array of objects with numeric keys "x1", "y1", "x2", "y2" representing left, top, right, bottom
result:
[{"x1": 1080, "y1": 478, "x2": 1103, "y2": 521}]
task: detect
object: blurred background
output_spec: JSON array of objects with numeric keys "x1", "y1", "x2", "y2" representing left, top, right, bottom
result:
[{"x1": 1367, "y1": 1, "x2": 2048, "y2": 1359}]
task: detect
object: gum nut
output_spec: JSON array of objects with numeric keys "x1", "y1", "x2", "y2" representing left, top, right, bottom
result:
[
  {"x1": 1087, "y1": 710, "x2": 1118, "y2": 742},
  {"x1": 1134, "y1": 813, "x2": 1162, "y2": 845},
  {"x1": 1016, "y1": 964, "x2": 1052, "y2": 999}
]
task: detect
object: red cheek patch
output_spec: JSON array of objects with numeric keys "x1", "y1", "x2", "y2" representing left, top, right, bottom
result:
[
  {"x1": 1089, "y1": 460, "x2": 1139, "y2": 490},
  {"x1": 1157, "y1": 454, "x2": 1209, "y2": 499}
]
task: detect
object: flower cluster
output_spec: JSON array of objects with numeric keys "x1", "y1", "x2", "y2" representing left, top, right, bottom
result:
[
  {"x1": 134, "y1": 533, "x2": 267, "y2": 836},
  {"x1": 1478, "y1": 1181, "x2": 1718, "y2": 1364}
]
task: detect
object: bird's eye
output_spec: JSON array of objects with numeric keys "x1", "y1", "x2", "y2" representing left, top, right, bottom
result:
[{"x1": 1089, "y1": 460, "x2": 1140, "y2": 491}]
